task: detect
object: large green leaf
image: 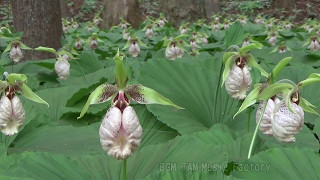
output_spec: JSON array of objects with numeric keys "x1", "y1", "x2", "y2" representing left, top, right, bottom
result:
[
  {"x1": 225, "y1": 22, "x2": 245, "y2": 49},
  {"x1": 136, "y1": 53, "x2": 240, "y2": 134},
  {"x1": 143, "y1": 171, "x2": 241, "y2": 180},
  {"x1": 0, "y1": 124, "x2": 249, "y2": 179},
  {"x1": 11, "y1": 105, "x2": 178, "y2": 155},
  {"x1": 232, "y1": 148, "x2": 320, "y2": 180}
]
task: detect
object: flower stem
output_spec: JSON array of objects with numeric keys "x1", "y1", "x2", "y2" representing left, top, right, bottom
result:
[
  {"x1": 247, "y1": 102, "x2": 267, "y2": 159},
  {"x1": 214, "y1": 63, "x2": 223, "y2": 124},
  {"x1": 247, "y1": 107, "x2": 252, "y2": 133},
  {"x1": 75, "y1": 60, "x2": 88, "y2": 83},
  {"x1": 123, "y1": 159, "x2": 127, "y2": 180}
]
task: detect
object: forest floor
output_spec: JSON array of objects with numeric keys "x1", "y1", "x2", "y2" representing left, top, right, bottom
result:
[{"x1": 1, "y1": 0, "x2": 320, "y2": 25}]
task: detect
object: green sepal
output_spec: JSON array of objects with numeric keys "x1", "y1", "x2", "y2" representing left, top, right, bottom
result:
[
  {"x1": 221, "y1": 54, "x2": 238, "y2": 87},
  {"x1": 247, "y1": 54, "x2": 268, "y2": 77},
  {"x1": 257, "y1": 83, "x2": 294, "y2": 101},
  {"x1": 223, "y1": 52, "x2": 237, "y2": 63},
  {"x1": 122, "y1": 41, "x2": 131, "y2": 50},
  {"x1": 234, "y1": 83, "x2": 262, "y2": 118},
  {"x1": 302, "y1": 39, "x2": 311, "y2": 47},
  {"x1": 57, "y1": 50, "x2": 74, "y2": 59},
  {"x1": 138, "y1": 39, "x2": 148, "y2": 48},
  {"x1": 299, "y1": 97, "x2": 320, "y2": 116},
  {"x1": 174, "y1": 34, "x2": 188, "y2": 40},
  {"x1": 298, "y1": 73, "x2": 320, "y2": 88},
  {"x1": 125, "y1": 84, "x2": 183, "y2": 109},
  {"x1": 19, "y1": 42, "x2": 32, "y2": 50},
  {"x1": 21, "y1": 84, "x2": 49, "y2": 107},
  {"x1": 0, "y1": 81, "x2": 9, "y2": 93},
  {"x1": 7, "y1": 73, "x2": 27, "y2": 85},
  {"x1": 114, "y1": 50, "x2": 128, "y2": 89},
  {"x1": 3, "y1": 42, "x2": 12, "y2": 53},
  {"x1": 285, "y1": 89, "x2": 295, "y2": 113},
  {"x1": 270, "y1": 57, "x2": 292, "y2": 83},
  {"x1": 35, "y1": 46, "x2": 57, "y2": 54},
  {"x1": 78, "y1": 84, "x2": 118, "y2": 119},
  {"x1": 240, "y1": 43, "x2": 263, "y2": 56}
]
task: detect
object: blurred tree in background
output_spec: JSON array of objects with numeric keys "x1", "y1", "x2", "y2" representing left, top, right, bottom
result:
[{"x1": 11, "y1": 0, "x2": 62, "y2": 61}]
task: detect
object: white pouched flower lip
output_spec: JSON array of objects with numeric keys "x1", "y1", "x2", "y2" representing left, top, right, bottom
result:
[
  {"x1": 0, "y1": 95, "x2": 25, "y2": 136},
  {"x1": 272, "y1": 101, "x2": 304, "y2": 143},
  {"x1": 10, "y1": 43, "x2": 23, "y2": 63},
  {"x1": 225, "y1": 59, "x2": 252, "y2": 100},
  {"x1": 256, "y1": 98, "x2": 281, "y2": 136},
  {"x1": 55, "y1": 59, "x2": 70, "y2": 80},
  {"x1": 165, "y1": 42, "x2": 184, "y2": 60},
  {"x1": 99, "y1": 106, "x2": 142, "y2": 160},
  {"x1": 129, "y1": 41, "x2": 141, "y2": 58}
]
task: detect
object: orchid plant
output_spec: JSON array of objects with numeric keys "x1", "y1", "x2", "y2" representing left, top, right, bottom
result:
[
  {"x1": 78, "y1": 50, "x2": 182, "y2": 179},
  {"x1": 222, "y1": 42, "x2": 268, "y2": 100},
  {"x1": 233, "y1": 56, "x2": 320, "y2": 158},
  {"x1": 0, "y1": 72, "x2": 48, "y2": 136}
]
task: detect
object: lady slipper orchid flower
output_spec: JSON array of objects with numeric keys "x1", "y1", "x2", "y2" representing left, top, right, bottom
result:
[
  {"x1": 239, "y1": 18, "x2": 247, "y2": 26},
  {"x1": 180, "y1": 27, "x2": 187, "y2": 34},
  {"x1": 55, "y1": 59, "x2": 70, "y2": 80},
  {"x1": 158, "y1": 19, "x2": 165, "y2": 27},
  {"x1": 225, "y1": 60, "x2": 252, "y2": 100},
  {"x1": 71, "y1": 22, "x2": 79, "y2": 29},
  {"x1": 119, "y1": 19, "x2": 130, "y2": 30},
  {"x1": 242, "y1": 38, "x2": 250, "y2": 47},
  {"x1": 256, "y1": 98, "x2": 281, "y2": 136},
  {"x1": 222, "y1": 43, "x2": 268, "y2": 100},
  {"x1": 88, "y1": 26, "x2": 93, "y2": 33},
  {"x1": 9, "y1": 42, "x2": 23, "y2": 63},
  {"x1": 158, "y1": 15, "x2": 167, "y2": 27},
  {"x1": 34, "y1": 46, "x2": 74, "y2": 80},
  {"x1": 192, "y1": 32, "x2": 197, "y2": 39},
  {"x1": 100, "y1": 102, "x2": 142, "y2": 159},
  {"x1": 128, "y1": 39, "x2": 141, "y2": 57},
  {"x1": 63, "y1": 25, "x2": 69, "y2": 33},
  {"x1": 123, "y1": 37, "x2": 146, "y2": 58},
  {"x1": 224, "y1": 22, "x2": 230, "y2": 30},
  {"x1": 285, "y1": 23, "x2": 292, "y2": 30},
  {"x1": 308, "y1": 37, "x2": 320, "y2": 51},
  {"x1": 279, "y1": 46, "x2": 287, "y2": 53},
  {"x1": 165, "y1": 41, "x2": 184, "y2": 60},
  {"x1": 0, "y1": 94, "x2": 25, "y2": 136},
  {"x1": 122, "y1": 30, "x2": 130, "y2": 40},
  {"x1": 272, "y1": 101, "x2": 304, "y2": 143},
  {"x1": 268, "y1": 33, "x2": 277, "y2": 46},
  {"x1": 145, "y1": 26, "x2": 153, "y2": 38},
  {"x1": 75, "y1": 38, "x2": 83, "y2": 50},
  {"x1": 86, "y1": 33, "x2": 102, "y2": 50},
  {"x1": 93, "y1": 16, "x2": 102, "y2": 26},
  {"x1": 90, "y1": 38, "x2": 98, "y2": 50},
  {"x1": 212, "y1": 23, "x2": 220, "y2": 31},
  {"x1": 190, "y1": 38, "x2": 198, "y2": 50},
  {"x1": 4, "y1": 38, "x2": 32, "y2": 63},
  {"x1": 0, "y1": 73, "x2": 49, "y2": 136},
  {"x1": 201, "y1": 36, "x2": 208, "y2": 45},
  {"x1": 78, "y1": 51, "x2": 182, "y2": 160}
]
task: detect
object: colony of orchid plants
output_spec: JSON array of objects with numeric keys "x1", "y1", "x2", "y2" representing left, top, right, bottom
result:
[{"x1": 0, "y1": 13, "x2": 320, "y2": 179}]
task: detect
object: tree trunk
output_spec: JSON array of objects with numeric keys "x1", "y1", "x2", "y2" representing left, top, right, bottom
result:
[
  {"x1": 204, "y1": 0, "x2": 220, "y2": 18},
  {"x1": 274, "y1": 0, "x2": 295, "y2": 9},
  {"x1": 102, "y1": 0, "x2": 143, "y2": 29},
  {"x1": 160, "y1": 0, "x2": 214, "y2": 27},
  {"x1": 60, "y1": 0, "x2": 68, "y2": 18},
  {"x1": 11, "y1": 0, "x2": 63, "y2": 61}
]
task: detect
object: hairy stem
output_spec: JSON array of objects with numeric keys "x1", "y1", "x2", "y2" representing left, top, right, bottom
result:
[
  {"x1": 247, "y1": 107, "x2": 252, "y2": 133},
  {"x1": 214, "y1": 62, "x2": 223, "y2": 124},
  {"x1": 123, "y1": 159, "x2": 127, "y2": 180},
  {"x1": 248, "y1": 102, "x2": 267, "y2": 159}
]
